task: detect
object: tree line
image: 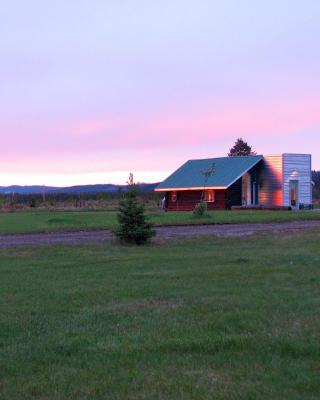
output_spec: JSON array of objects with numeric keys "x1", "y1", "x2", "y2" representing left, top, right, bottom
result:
[{"x1": 312, "y1": 171, "x2": 320, "y2": 198}]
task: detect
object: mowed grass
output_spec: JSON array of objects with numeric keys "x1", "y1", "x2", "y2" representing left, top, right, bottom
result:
[
  {"x1": 1, "y1": 231, "x2": 320, "y2": 399},
  {"x1": 0, "y1": 208, "x2": 320, "y2": 234}
]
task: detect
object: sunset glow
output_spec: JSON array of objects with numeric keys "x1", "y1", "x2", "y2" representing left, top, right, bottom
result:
[{"x1": 1, "y1": 1, "x2": 319, "y2": 186}]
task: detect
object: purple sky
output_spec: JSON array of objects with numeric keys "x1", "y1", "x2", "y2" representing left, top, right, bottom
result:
[{"x1": 1, "y1": 1, "x2": 319, "y2": 186}]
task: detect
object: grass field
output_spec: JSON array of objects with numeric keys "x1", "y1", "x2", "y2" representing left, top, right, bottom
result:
[
  {"x1": 0, "y1": 208, "x2": 320, "y2": 234},
  {"x1": 1, "y1": 231, "x2": 320, "y2": 399}
]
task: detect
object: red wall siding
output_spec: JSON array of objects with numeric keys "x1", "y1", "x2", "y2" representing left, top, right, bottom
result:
[{"x1": 166, "y1": 190, "x2": 227, "y2": 211}]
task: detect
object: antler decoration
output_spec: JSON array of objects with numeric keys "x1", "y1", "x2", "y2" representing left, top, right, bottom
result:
[{"x1": 201, "y1": 163, "x2": 215, "y2": 179}]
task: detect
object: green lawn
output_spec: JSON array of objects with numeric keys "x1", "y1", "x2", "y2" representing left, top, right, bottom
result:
[
  {"x1": 0, "y1": 208, "x2": 320, "y2": 234},
  {"x1": 1, "y1": 231, "x2": 320, "y2": 399}
]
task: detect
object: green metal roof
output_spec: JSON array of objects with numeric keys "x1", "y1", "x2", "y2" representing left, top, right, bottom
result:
[{"x1": 155, "y1": 155, "x2": 263, "y2": 191}]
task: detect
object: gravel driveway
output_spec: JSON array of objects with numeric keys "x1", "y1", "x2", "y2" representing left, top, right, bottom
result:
[{"x1": 1, "y1": 220, "x2": 320, "y2": 248}]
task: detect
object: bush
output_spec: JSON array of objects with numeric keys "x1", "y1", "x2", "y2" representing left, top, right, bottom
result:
[
  {"x1": 193, "y1": 201, "x2": 208, "y2": 217},
  {"x1": 30, "y1": 198, "x2": 36, "y2": 208},
  {"x1": 114, "y1": 191, "x2": 156, "y2": 245}
]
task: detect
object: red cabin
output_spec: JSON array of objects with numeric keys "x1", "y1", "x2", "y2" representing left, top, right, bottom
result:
[{"x1": 155, "y1": 154, "x2": 312, "y2": 211}]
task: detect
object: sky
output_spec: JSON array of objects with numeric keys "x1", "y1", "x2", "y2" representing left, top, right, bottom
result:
[{"x1": 1, "y1": 0, "x2": 319, "y2": 186}]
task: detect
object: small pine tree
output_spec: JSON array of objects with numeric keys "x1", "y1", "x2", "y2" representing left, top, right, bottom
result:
[
  {"x1": 115, "y1": 175, "x2": 155, "y2": 244},
  {"x1": 228, "y1": 138, "x2": 256, "y2": 157}
]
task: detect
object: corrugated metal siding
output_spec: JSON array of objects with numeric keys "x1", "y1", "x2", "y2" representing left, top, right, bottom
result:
[
  {"x1": 283, "y1": 154, "x2": 312, "y2": 206},
  {"x1": 259, "y1": 155, "x2": 283, "y2": 206}
]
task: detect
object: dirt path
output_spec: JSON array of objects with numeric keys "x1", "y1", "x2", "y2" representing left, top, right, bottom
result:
[{"x1": 1, "y1": 220, "x2": 320, "y2": 248}]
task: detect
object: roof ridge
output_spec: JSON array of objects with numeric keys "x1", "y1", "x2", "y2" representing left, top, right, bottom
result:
[{"x1": 188, "y1": 155, "x2": 263, "y2": 162}]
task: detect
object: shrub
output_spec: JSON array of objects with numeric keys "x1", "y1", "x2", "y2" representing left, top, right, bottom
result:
[
  {"x1": 114, "y1": 191, "x2": 155, "y2": 245},
  {"x1": 30, "y1": 198, "x2": 36, "y2": 208},
  {"x1": 193, "y1": 201, "x2": 208, "y2": 217}
]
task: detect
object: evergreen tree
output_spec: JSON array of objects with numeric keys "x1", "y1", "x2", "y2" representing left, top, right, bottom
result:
[
  {"x1": 115, "y1": 175, "x2": 155, "y2": 244},
  {"x1": 312, "y1": 170, "x2": 320, "y2": 199},
  {"x1": 228, "y1": 138, "x2": 256, "y2": 157}
]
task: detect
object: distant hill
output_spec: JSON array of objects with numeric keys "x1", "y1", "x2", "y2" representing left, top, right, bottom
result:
[
  {"x1": 0, "y1": 185, "x2": 58, "y2": 195},
  {"x1": 0, "y1": 183, "x2": 159, "y2": 195}
]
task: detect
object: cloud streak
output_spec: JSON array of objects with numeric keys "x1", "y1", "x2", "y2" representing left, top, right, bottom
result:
[{"x1": 2, "y1": 95, "x2": 319, "y2": 163}]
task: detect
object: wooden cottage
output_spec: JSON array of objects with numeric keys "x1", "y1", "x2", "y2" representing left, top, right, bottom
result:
[{"x1": 155, "y1": 154, "x2": 312, "y2": 211}]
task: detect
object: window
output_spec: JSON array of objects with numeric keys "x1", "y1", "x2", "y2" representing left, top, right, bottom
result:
[
  {"x1": 291, "y1": 188, "x2": 296, "y2": 206},
  {"x1": 171, "y1": 191, "x2": 177, "y2": 202},
  {"x1": 290, "y1": 182, "x2": 298, "y2": 207},
  {"x1": 204, "y1": 189, "x2": 215, "y2": 202}
]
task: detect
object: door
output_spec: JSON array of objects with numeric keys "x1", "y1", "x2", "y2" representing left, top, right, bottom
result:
[
  {"x1": 289, "y1": 180, "x2": 299, "y2": 209},
  {"x1": 242, "y1": 173, "x2": 251, "y2": 206},
  {"x1": 252, "y1": 181, "x2": 259, "y2": 206}
]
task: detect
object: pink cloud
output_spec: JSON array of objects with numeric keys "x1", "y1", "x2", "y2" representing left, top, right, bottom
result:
[{"x1": 1, "y1": 95, "x2": 320, "y2": 174}]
